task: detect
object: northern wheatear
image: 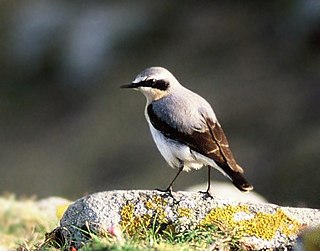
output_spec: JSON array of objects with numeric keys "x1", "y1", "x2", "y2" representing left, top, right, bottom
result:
[{"x1": 121, "y1": 67, "x2": 253, "y2": 196}]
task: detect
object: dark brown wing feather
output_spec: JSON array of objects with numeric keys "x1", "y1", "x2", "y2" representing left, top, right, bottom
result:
[
  {"x1": 205, "y1": 118, "x2": 244, "y2": 173},
  {"x1": 147, "y1": 104, "x2": 242, "y2": 172}
]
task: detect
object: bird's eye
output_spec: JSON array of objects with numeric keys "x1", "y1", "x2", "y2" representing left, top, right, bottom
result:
[
  {"x1": 142, "y1": 79, "x2": 169, "y2": 90},
  {"x1": 145, "y1": 79, "x2": 156, "y2": 86}
]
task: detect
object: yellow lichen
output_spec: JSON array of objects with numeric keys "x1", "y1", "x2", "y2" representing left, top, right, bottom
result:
[
  {"x1": 145, "y1": 200, "x2": 154, "y2": 210},
  {"x1": 244, "y1": 209, "x2": 301, "y2": 239},
  {"x1": 120, "y1": 197, "x2": 302, "y2": 241},
  {"x1": 201, "y1": 205, "x2": 301, "y2": 240},
  {"x1": 119, "y1": 203, "x2": 150, "y2": 235},
  {"x1": 145, "y1": 195, "x2": 168, "y2": 224},
  {"x1": 145, "y1": 195, "x2": 167, "y2": 210},
  {"x1": 120, "y1": 203, "x2": 134, "y2": 224},
  {"x1": 177, "y1": 207, "x2": 193, "y2": 218},
  {"x1": 120, "y1": 196, "x2": 168, "y2": 236},
  {"x1": 201, "y1": 205, "x2": 250, "y2": 233}
]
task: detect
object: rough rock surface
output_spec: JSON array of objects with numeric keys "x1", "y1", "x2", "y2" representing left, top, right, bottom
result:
[{"x1": 57, "y1": 190, "x2": 320, "y2": 250}]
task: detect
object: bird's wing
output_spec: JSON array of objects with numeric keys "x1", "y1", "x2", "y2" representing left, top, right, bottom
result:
[
  {"x1": 204, "y1": 117, "x2": 244, "y2": 173},
  {"x1": 147, "y1": 103, "x2": 243, "y2": 173}
]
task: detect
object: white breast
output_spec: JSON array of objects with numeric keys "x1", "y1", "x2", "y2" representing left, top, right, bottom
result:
[{"x1": 149, "y1": 121, "x2": 209, "y2": 171}]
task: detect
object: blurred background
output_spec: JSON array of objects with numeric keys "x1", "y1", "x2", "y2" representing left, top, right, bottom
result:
[{"x1": 0, "y1": 1, "x2": 319, "y2": 208}]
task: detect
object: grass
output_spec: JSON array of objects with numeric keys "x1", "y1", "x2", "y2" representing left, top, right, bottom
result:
[
  {"x1": 81, "y1": 222, "x2": 243, "y2": 251},
  {"x1": 69, "y1": 224, "x2": 242, "y2": 251},
  {"x1": 0, "y1": 194, "x2": 68, "y2": 251},
  {"x1": 0, "y1": 195, "x2": 244, "y2": 251},
  {"x1": 47, "y1": 215, "x2": 244, "y2": 251}
]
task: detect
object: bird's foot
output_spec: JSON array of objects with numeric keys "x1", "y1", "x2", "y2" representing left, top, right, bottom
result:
[
  {"x1": 198, "y1": 190, "x2": 214, "y2": 200},
  {"x1": 155, "y1": 186, "x2": 174, "y2": 198}
]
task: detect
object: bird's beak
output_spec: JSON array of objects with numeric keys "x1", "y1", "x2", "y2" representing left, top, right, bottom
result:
[{"x1": 120, "y1": 82, "x2": 137, "y2": 89}]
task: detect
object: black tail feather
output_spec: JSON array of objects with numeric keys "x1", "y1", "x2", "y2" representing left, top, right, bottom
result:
[
  {"x1": 226, "y1": 170, "x2": 253, "y2": 192},
  {"x1": 233, "y1": 173, "x2": 253, "y2": 192}
]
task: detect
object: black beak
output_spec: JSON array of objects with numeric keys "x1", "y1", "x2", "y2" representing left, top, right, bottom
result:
[{"x1": 120, "y1": 83, "x2": 137, "y2": 89}]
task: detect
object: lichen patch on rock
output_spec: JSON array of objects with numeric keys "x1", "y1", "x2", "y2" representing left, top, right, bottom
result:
[
  {"x1": 201, "y1": 205, "x2": 302, "y2": 240},
  {"x1": 55, "y1": 190, "x2": 320, "y2": 249}
]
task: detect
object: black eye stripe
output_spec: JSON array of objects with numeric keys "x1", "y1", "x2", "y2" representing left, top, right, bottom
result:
[
  {"x1": 152, "y1": 80, "x2": 169, "y2": 90},
  {"x1": 145, "y1": 79, "x2": 156, "y2": 86},
  {"x1": 138, "y1": 79, "x2": 169, "y2": 91}
]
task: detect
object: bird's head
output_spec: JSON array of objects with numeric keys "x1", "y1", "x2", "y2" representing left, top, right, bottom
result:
[{"x1": 121, "y1": 67, "x2": 180, "y2": 102}]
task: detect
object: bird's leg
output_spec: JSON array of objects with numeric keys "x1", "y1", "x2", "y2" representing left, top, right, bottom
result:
[
  {"x1": 199, "y1": 166, "x2": 213, "y2": 199},
  {"x1": 166, "y1": 163, "x2": 184, "y2": 191},
  {"x1": 206, "y1": 166, "x2": 211, "y2": 193},
  {"x1": 156, "y1": 160, "x2": 184, "y2": 197}
]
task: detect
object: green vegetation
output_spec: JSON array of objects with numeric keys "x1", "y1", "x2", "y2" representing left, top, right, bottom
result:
[{"x1": 63, "y1": 222, "x2": 243, "y2": 251}]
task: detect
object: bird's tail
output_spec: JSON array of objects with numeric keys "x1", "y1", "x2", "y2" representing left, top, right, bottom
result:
[{"x1": 230, "y1": 171, "x2": 253, "y2": 192}]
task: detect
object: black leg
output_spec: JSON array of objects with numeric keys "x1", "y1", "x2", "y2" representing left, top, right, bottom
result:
[
  {"x1": 156, "y1": 160, "x2": 184, "y2": 197},
  {"x1": 199, "y1": 166, "x2": 213, "y2": 199},
  {"x1": 206, "y1": 166, "x2": 211, "y2": 193}
]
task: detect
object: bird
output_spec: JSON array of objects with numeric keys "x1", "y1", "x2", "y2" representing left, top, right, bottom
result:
[{"x1": 121, "y1": 66, "x2": 253, "y2": 196}]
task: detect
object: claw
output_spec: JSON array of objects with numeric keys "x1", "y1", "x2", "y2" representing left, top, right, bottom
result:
[
  {"x1": 155, "y1": 186, "x2": 174, "y2": 198},
  {"x1": 198, "y1": 190, "x2": 214, "y2": 200}
]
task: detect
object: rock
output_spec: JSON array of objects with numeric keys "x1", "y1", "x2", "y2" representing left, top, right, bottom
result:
[{"x1": 53, "y1": 190, "x2": 320, "y2": 250}]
